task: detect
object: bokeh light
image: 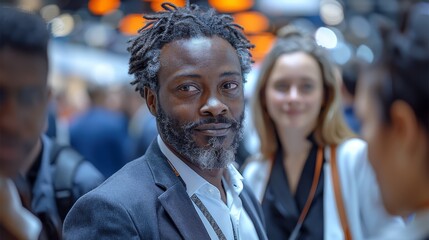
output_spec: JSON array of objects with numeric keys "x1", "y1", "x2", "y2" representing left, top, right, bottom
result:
[
  {"x1": 208, "y1": 0, "x2": 254, "y2": 13},
  {"x1": 119, "y1": 14, "x2": 145, "y2": 36},
  {"x1": 40, "y1": 4, "x2": 60, "y2": 21},
  {"x1": 233, "y1": 11, "x2": 269, "y2": 34},
  {"x1": 51, "y1": 13, "x2": 74, "y2": 37},
  {"x1": 247, "y1": 33, "x2": 275, "y2": 62},
  {"x1": 320, "y1": 0, "x2": 344, "y2": 25},
  {"x1": 88, "y1": 0, "x2": 120, "y2": 16},
  {"x1": 315, "y1": 27, "x2": 338, "y2": 49}
]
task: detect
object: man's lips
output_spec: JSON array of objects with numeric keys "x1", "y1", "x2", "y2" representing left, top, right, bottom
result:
[{"x1": 193, "y1": 123, "x2": 232, "y2": 136}]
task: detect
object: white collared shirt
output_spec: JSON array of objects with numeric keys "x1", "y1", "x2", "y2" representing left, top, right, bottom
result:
[{"x1": 158, "y1": 136, "x2": 259, "y2": 240}]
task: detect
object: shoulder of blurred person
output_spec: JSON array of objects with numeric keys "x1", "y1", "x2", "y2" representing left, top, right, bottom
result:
[
  {"x1": 41, "y1": 135, "x2": 105, "y2": 202},
  {"x1": 325, "y1": 138, "x2": 405, "y2": 239},
  {"x1": 26, "y1": 135, "x2": 104, "y2": 238}
]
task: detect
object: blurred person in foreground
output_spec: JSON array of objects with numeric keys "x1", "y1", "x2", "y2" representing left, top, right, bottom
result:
[
  {"x1": 0, "y1": 6, "x2": 104, "y2": 239},
  {"x1": 63, "y1": 3, "x2": 267, "y2": 239},
  {"x1": 356, "y1": 2, "x2": 429, "y2": 239},
  {"x1": 340, "y1": 57, "x2": 364, "y2": 134},
  {"x1": 242, "y1": 26, "x2": 404, "y2": 239}
]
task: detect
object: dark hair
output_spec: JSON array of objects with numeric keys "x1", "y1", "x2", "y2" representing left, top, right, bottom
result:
[
  {"x1": 0, "y1": 6, "x2": 50, "y2": 64},
  {"x1": 374, "y1": 2, "x2": 429, "y2": 133},
  {"x1": 128, "y1": 3, "x2": 254, "y2": 98},
  {"x1": 341, "y1": 58, "x2": 365, "y2": 97}
]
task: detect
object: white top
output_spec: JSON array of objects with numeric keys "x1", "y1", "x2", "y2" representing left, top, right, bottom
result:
[
  {"x1": 375, "y1": 209, "x2": 429, "y2": 240},
  {"x1": 158, "y1": 136, "x2": 258, "y2": 240},
  {"x1": 243, "y1": 138, "x2": 405, "y2": 240}
]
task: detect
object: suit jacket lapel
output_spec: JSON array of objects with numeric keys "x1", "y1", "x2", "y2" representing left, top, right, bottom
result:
[
  {"x1": 159, "y1": 183, "x2": 209, "y2": 239},
  {"x1": 145, "y1": 141, "x2": 210, "y2": 240},
  {"x1": 241, "y1": 187, "x2": 269, "y2": 240}
]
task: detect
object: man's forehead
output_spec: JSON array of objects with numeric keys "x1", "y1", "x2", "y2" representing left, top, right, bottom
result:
[
  {"x1": 160, "y1": 36, "x2": 238, "y2": 64},
  {"x1": 162, "y1": 36, "x2": 233, "y2": 52}
]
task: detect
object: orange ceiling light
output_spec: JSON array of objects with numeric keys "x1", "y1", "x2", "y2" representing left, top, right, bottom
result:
[
  {"x1": 88, "y1": 0, "x2": 120, "y2": 15},
  {"x1": 233, "y1": 11, "x2": 269, "y2": 34},
  {"x1": 209, "y1": 0, "x2": 254, "y2": 13},
  {"x1": 247, "y1": 33, "x2": 275, "y2": 62},
  {"x1": 119, "y1": 14, "x2": 145, "y2": 36},
  {"x1": 150, "y1": 0, "x2": 186, "y2": 12}
]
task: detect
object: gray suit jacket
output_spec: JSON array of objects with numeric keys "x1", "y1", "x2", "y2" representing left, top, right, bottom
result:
[{"x1": 63, "y1": 141, "x2": 267, "y2": 239}]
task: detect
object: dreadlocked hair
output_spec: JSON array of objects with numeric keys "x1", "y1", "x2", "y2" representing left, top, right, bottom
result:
[{"x1": 128, "y1": 3, "x2": 254, "y2": 98}]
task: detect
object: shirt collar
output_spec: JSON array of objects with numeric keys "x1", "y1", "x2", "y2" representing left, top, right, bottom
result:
[{"x1": 157, "y1": 135, "x2": 244, "y2": 196}]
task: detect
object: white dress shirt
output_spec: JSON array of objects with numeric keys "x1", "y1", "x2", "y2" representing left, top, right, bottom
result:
[{"x1": 158, "y1": 136, "x2": 258, "y2": 240}]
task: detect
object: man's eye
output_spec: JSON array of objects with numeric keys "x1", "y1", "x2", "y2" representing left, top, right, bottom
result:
[
  {"x1": 179, "y1": 85, "x2": 198, "y2": 92},
  {"x1": 222, "y1": 82, "x2": 238, "y2": 90}
]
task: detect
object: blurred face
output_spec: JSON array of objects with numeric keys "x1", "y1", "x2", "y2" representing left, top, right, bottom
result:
[
  {"x1": 265, "y1": 52, "x2": 324, "y2": 135},
  {"x1": 0, "y1": 47, "x2": 49, "y2": 177},
  {"x1": 356, "y1": 73, "x2": 427, "y2": 215},
  {"x1": 150, "y1": 36, "x2": 244, "y2": 170}
]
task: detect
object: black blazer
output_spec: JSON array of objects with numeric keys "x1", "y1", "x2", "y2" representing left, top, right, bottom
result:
[{"x1": 63, "y1": 140, "x2": 267, "y2": 239}]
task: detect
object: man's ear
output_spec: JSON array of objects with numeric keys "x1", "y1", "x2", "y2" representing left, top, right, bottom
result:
[
  {"x1": 144, "y1": 87, "x2": 158, "y2": 116},
  {"x1": 390, "y1": 100, "x2": 419, "y2": 150}
]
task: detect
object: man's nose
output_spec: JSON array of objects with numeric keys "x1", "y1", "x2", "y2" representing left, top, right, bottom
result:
[{"x1": 200, "y1": 96, "x2": 228, "y2": 117}]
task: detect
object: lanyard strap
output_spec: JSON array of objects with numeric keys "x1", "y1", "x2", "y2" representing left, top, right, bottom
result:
[
  {"x1": 330, "y1": 145, "x2": 352, "y2": 240},
  {"x1": 191, "y1": 194, "x2": 238, "y2": 240},
  {"x1": 289, "y1": 146, "x2": 324, "y2": 240},
  {"x1": 166, "y1": 159, "x2": 238, "y2": 240}
]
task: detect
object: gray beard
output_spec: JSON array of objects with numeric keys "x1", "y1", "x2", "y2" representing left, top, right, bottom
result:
[{"x1": 156, "y1": 104, "x2": 244, "y2": 170}]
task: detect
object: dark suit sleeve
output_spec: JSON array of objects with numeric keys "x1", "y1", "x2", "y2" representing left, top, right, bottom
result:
[{"x1": 63, "y1": 191, "x2": 141, "y2": 240}]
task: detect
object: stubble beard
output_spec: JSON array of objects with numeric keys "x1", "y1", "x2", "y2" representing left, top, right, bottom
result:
[{"x1": 156, "y1": 104, "x2": 244, "y2": 170}]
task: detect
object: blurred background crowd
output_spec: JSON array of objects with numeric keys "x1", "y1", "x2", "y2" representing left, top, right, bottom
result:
[
  {"x1": 1, "y1": 0, "x2": 428, "y2": 239},
  {"x1": 0, "y1": 0, "x2": 424, "y2": 173}
]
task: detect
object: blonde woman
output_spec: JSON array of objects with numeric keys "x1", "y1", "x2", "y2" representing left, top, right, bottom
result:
[{"x1": 242, "y1": 27, "x2": 403, "y2": 239}]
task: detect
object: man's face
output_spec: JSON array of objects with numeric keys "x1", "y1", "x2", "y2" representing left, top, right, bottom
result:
[
  {"x1": 0, "y1": 47, "x2": 49, "y2": 177},
  {"x1": 152, "y1": 36, "x2": 245, "y2": 170}
]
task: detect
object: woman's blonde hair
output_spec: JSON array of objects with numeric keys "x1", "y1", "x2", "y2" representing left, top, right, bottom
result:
[{"x1": 252, "y1": 26, "x2": 355, "y2": 160}]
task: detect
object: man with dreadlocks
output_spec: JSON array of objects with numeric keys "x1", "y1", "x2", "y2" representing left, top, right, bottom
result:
[{"x1": 63, "y1": 3, "x2": 267, "y2": 240}]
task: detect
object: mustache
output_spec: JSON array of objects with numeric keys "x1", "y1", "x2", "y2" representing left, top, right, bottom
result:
[{"x1": 184, "y1": 116, "x2": 241, "y2": 132}]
